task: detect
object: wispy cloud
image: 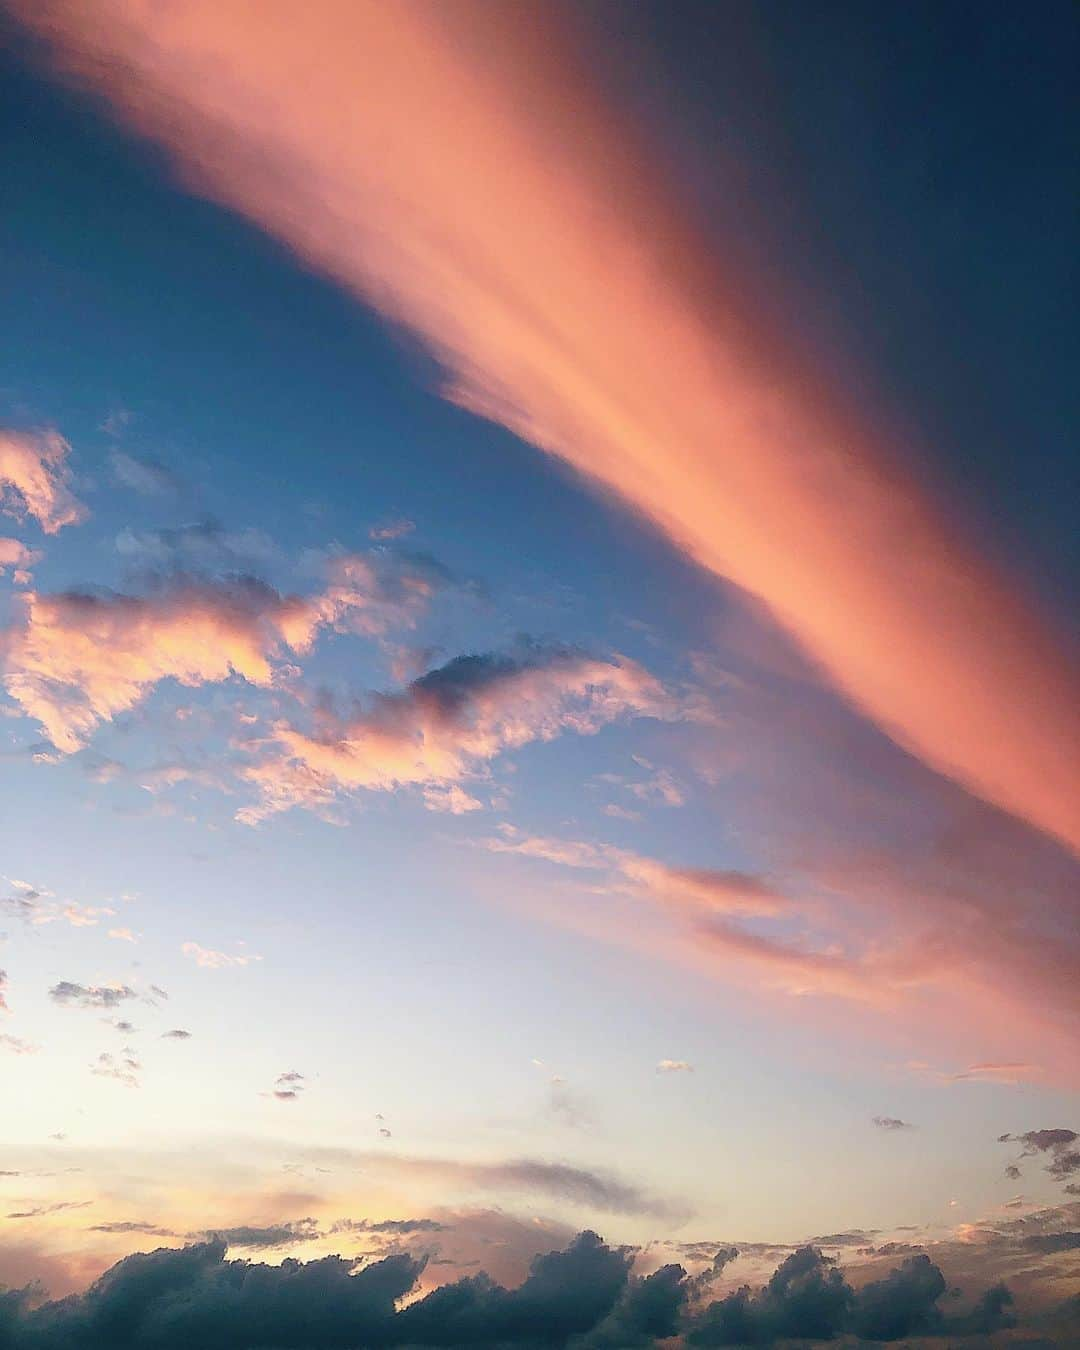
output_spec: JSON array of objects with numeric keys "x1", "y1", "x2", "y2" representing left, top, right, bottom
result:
[{"x1": 181, "y1": 942, "x2": 261, "y2": 970}]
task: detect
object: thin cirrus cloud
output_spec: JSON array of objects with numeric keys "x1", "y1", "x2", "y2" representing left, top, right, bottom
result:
[
  {"x1": 0, "y1": 428, "x2": 85, "y2": 534},
  {"x1": 0, "y1": 553, "x2": 447, "y2": 754},
  {"x1": 11, "y1": 1, "x2": 1078, "y2": 855},
  {"x1": 237, "y1": 644, "x2": 668, "y2": 824}
]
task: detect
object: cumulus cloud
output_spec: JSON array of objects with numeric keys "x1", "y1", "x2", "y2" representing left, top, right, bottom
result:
[
  {"x1": 238, "y1": 643, "x2": 667, "y2": 823},
  {"x1": 181, "y1": 942, "x2": 261, "y2": 970},
  {"x1": 0, "y1": 1231, "x2": 1031, "y2": 1347},
  {"x1": 268, "y1": 1070, "x2": 306, "y2": 1102},
  {"x1": 1, "y1": 553, "x2": 453, "y2": 753},
  {"x1": 0, "y1": 429, "x2": 85, "y2": 533},
  {"x1": 48, "y1": 982, "x2": 136, "y2": 1010}
]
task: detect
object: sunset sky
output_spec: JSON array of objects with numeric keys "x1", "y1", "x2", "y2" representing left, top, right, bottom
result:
[{"x1": 0, "y1": 2, "x2": 1077, "y2": 1345}]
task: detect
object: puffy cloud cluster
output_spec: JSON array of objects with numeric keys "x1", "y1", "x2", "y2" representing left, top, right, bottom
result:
[
  {"x1": 0, "y1": 1231, "x2": 1034, "y2": 1348},
  {"x1": 238, "y1": 644, "x2": 667, "y2": 823},
  {"x1": 0, "y1": 429, "x2": 85, "y2": 534},
  {"x1": 1, "y1": 552, "x2": 450, "y2": 754}
]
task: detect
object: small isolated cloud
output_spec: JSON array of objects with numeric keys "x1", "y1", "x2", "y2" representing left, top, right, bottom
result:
[
  {"x1": 90, "y1": 1048, "x2": 141, "y2": 1088},
  {"x1": 108, "y1": 449, "x2": 181, "y2": 496},
  {"x1": 270, "y1": 1070, "x2": 306, "y2": 1102},
  {"x1": 369, "y1": 517, "x2": 415, "y2": 541},
  {"x1": 182, "y1": 942, "x2": 261, "y2": 969},
  {"x1": 0, "y1": 968, "x2": 9, "y2": 1013},
  {"x1": 0, "y1": 428, "x2": 86, "y2": 533},
  {"x1": 199, "y1": 1218, "x2": 321, "y2": 1250},
  {"x1": 657, "y1": 1059, "x2": 694, "y2": 1074},
  {"x1": 89, "y1": 1220, "x2": 178, "y2": 1238},
  {"x1": 108, "y1": 927, "x2": 139, "y2": 943},
  {"x1": 873, "y1": 1116, "x2": 915, "y2": 1131},
  {"x1": 162, "y1": 1028, "x2": 192, "y2": 1040},
  {"x1": 48, "y1": 981, "x2": 136, "y2": 1010}
]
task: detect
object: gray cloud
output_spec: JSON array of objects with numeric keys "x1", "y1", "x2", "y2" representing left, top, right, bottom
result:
[
  {"x1": 49, "y1": 982, "x2": 136, "y2": 1010},
  {"x1": 872, "y1": 1115, "x2": 914, "y2": 1131}
]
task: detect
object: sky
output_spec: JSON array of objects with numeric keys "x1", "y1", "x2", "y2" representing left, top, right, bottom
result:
[{"x1": 0, "y1": 1, "x2": 1077, "y2": 1346}]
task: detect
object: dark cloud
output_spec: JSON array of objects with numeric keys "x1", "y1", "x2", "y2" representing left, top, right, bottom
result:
[
  {"x1": 1024, "y1": 1232, "x2": 1080, "y2": 1254},
  {"x1": 872, "y1": 1115, "x2": 914, "y2": 1131},
  {"x1": 48, "y1": 982, "x2": 136, "y2": 1011},
  {"x1": 196, "y1": 1219, "x2": 321, "y2": 1250},
  {"x1": 88, "y1": 1223, "x2": 178, "y2": 1238},
  {"x1": 848, "y1": 1252, "x2": 947, "y2": 1341},
  {"x1": 999, "y1": 1128, "x2": 1079, "y2": 1184},
  {"x1": 687, "y1": 1245, "x2": 853, "y2": 1345},
  {"x1": 0, "y1": 1230, "x2": 1045, "y2": 1348}
]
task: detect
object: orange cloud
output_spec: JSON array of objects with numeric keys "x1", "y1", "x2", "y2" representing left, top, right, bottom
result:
[
  {"x1": 237, "y1": 647, "x2": 667, "y2": 823},
  {"x1": 11, "y1": 0, "x2": 1078, "y2": 853},
  {"x1": 0, "y1": 429, "x2": 85, "y2": 534}
]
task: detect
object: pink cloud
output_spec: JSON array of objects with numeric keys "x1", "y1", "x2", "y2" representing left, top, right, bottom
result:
[
  {"x1": 0, "y1": 429, "x2": 85, "y2": 534},
  {"x1": 237, "y1": 647, "x2": 668, "y2": 823}
]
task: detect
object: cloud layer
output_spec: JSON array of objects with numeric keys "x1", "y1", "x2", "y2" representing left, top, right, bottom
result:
[{"x1": 0, "y1": 1229, "x2": 1047, "y2": 1348}]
